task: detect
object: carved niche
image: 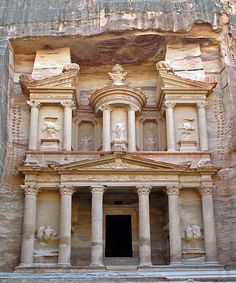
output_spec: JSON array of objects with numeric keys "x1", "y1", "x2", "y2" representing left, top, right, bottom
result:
[
  {"x1": 78, "y1": 121, "x2": 94, "y2": 151},
  {"x1": 143, "y1": 121, "x2": 158, "y2": 151}
]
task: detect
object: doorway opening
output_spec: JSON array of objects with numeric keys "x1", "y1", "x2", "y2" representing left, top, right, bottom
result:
[{"x1": 105, "y1": 215, "x2": 133, "y2": 257}]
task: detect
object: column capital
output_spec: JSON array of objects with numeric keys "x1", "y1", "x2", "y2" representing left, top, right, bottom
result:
[
  {"x1": 128, "y1": 104, "x2": 139, "y2": 112},
  {"x1": 27, "y1": 100, "x2": 41, "y2": 108},
  {"x1": 167, "y1": 185, "x2": 180, "y2": 195},
  {"x1": 199, "y1": 185, "x2": 215, "y2": 195},
  {"x1": 20, "y1": 184, "x2": 39, "y2": 195},
  {"x1": 58, "y1": 185, "x2": 74, "y2": 195},
  {"x1": 196, "y1": 101, "x2": 208, "y2": 108},
  {"x1": 91, "y1": 185, "x2": 106, "y2": 194},
  {"x1": 137, "y1": 185, "x2": 152, "y2": 195},
  {"x1": 164, "y1": 101, "x2": 176, "y2": 109},
  {"x1": 99, "y1": 103, "x2": 111, "y2": 112},
  {"x1": 61, "y1": 100, "x2": 76, "y2": 109}
]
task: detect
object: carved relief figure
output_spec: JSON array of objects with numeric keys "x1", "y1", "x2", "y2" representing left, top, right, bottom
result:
[
  {"x1": 79, "y1": 136, "x2": 92, "y2": 151},
  {"x1": 42, "y1": 119, "x2": 60, "y2": 139},
  {"x1": 185, "y1": 225, "x2": 203, "y2": 242},
  {"x1": 178, "y1": 118, "x2": 195, "y2": 138},
  {"x1": 36, "y1": 226, "x2": 58, "y2": 243},
  {"x1": 112, "y1": 119, "x2": 126, "y2": 140},
  {"x1": 145, "y1": 132, "x2": 156, "y2": 151},
  {"x1": 108, "y1": 64, "x2": 127, "y2": 85}
]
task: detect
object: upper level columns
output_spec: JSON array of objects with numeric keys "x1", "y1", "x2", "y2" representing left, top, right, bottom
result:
[
  {"x1": 20, "y1": 184, "x2": 39, "y2": 265},
  {"x1": 128, "y1": 105, "x2": 137, "y2": 151},
  {"x1": 137, "y1": 185, "x2": 152, "y2": 267},
  {"x1": 58, "y1": 185, "x2": 74, "y2": 265},
  {"x1": 62, "y1": 101, "x2": 75, "y2": 151},
  {"x1": 199, "y1": 185, "x2": 217, "y2": 263},
  {"x1": 90, "y1": 185, "x2": 105, "y2": 267},
  {"x1": 27, "y1": 101, "x2": 40, "y2": 150},
  {"x1": 165, "y1": 102, "x2": 176, "y2": 152},
  {"x1": 101, "y1": 105, "x2": 111, "y2": 151},
  {"x1": 197, "y1": 102, "x2": 209, "y2": 151},
  {"x1": 167, "y1": 185, "x2": 182, "y2": 264}
]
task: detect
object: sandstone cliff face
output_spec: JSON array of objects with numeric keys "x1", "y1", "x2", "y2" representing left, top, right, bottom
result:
[{"x1": 0, "y1": 0, "x2": 236, "y2": 271}]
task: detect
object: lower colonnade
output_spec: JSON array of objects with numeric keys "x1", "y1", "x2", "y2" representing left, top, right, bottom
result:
[{"x1": 19, "y1": 182, "x2": 218, "y2": 268}]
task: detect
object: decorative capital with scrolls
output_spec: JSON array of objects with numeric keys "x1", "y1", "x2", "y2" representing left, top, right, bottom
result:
[
  {"x1": 27, "y1": 100, "x2": 41, "y2": 108},
  {"x1": 136, "y1": 185, "x2": 152, "y2": 195},
  {"x1": 164, "y1": 101, "x2": 176, "y2": 109},
  {"x1": 196, "y1": 101, "x2": 207, "y2": 108},
  {"x1": 199, "y1": 185, "x2": 215, "y2": 195},
  {"x1": 61, "y1": 101, "x2": 76, "y2": 109},
  {"x1": 99, "y1": 103, "x2": 110, "y2": 112},
  {"x1": 91, "y1": 185, "x2": 106, "y2": 194},
  {"x1": 166, "y1": 185, "x2": 180, "y2": 195},
  {"x1": 58, "y1": 185, "x2": 74, "y2": 195},
  {"x1": 21, "y1": 184, "x2": 39, "y2": 195}
]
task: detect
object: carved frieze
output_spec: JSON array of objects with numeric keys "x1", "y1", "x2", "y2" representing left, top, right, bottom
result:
[{"x1": 36, "y1": 226, "x2": 58, "y2": 243}]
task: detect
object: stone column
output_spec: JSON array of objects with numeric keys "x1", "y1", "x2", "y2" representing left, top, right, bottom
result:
[
  {"x1": 101, "y1": 105, "x2": 111, "y2": 151},
  {"x1": 199, "y1": 186, "x2": 218, "y2": 263},
  {"x1": 58, "y1": 185, "x2": 74, "y2": 265},
  {"x1": 165, "y1": 102, "x2": 176, "y2": 151},
  {"x1": 20, "y1": 184, "x2": 39, "y2": 265},
  {"x1": 27, "y1": 101, "x2": 40, "y2": 151},
  {"x1": 90, "y1": 185, "x2": 105, "y2": 267},
  {"x1": 128, "y1": 105, "x2": 136, "y2": 151},
  {"x1": 197, "y1": 102, "x2": 209, "y2": 151},
  {"x1": 167, "y1": 185, "x2": 182, "y2": 264},
  {"x1": 137, "y1": 186, "x2": 152, "y2": 266},
  {"x1": 62, "y1": 101, "x2": 75, "y2": 151},
  {"x1": 139, "y1": 118, "x2": 145, "y2": 151}
]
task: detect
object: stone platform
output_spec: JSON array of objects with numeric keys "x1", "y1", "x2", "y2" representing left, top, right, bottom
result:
[{"x1": 1, "y1": 269, "x2": 236, "y2": 283}]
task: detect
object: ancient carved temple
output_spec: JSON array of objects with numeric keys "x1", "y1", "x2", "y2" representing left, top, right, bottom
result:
[{"x1": 15, "y1": 47, "x2": 220, "y2": 270}]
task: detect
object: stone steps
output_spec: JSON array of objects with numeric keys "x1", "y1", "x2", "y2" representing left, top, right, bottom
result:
[{"x1": 1, "y1": 270, "x2": 236, "y2": 283}]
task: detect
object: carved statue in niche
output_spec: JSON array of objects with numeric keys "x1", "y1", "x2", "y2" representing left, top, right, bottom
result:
[
  {"x1": 112, "y1": 119, "x2": 126, "y2": 140},
  {"x1": 145, "y1": 131, "x2": 156, "y2": 151},
  {"x1": 108, "y1": 64, "x2": 127, "y2": 85},
  {"x1": 178, "y1": 118, "x2": 195, "y2": 139},
  {"x1": 42, "y1": 118, "x2": 60, "y2": 139},
  {"x1": 79, "y1": 136, "x2": 92, "y2": 151},
  {"x1": 35, "y1": 226, "x2": 58, "y2": 243},
  {"x1": 185, "y1": 225, "x2": 203, "y2": 242}
]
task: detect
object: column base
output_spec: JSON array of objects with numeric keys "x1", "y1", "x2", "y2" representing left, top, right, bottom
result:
[
  {"x1": 89, "y1": 263, "x2": 105, "y2": 269},
  {"x1": 138, "y1": 263, "x2": 153, "y2": 269},
  {"x1": 169, "y1": 261, "x2": 183, "y2": 266},
  {"x1": 57, "y1": 263, "x2": 72, "y2": 267}
]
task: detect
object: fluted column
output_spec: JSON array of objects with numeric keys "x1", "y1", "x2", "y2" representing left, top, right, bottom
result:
[
  {"x1": 137, "y1": 186, "x2": 152, "y2": 266},
  {"x1": 58, "y1": 185, "x2": 74, "y2": 265},
  {"x1": 62, "y1": 101, "x2": 75, "y2": 151},
  {"x1": 20, "y1": 184, "x2": 39, "y2": 265},
  {"x1": 27, "y1": 101, "x2": 40, "y2": 151},
  {"x1": 199, "y1": 185, "x2": 217, "y2": 263},
  {"x1": 128, "y1": 105, "x2": 136, "y2": 151},
  {"x1": 165, "y1": 102, "x2": 176, "y2": 151},
  {"x1": 101, "y1": 105, "x2": 111, "y2": 151},
  {"x1": 167, "y1": 185, "x2": 182, "y2": 264},
  {"x1": 90, "y1": 185, "x2": 105, "y2": 267},
  {"x1": 197, "y1": 102, "x2": 209, "y2": 151}
]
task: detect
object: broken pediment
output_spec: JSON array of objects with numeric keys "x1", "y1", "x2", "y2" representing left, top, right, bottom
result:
[
  {"x1": 19, "y1": 63, "x2": 80, "y2": 97},
  {"x1": 156, "y1": 61, "x2": 216, "y2": 109},
  {"x1": 50, "y1": 153, "x2": 187, "y2": 173}
]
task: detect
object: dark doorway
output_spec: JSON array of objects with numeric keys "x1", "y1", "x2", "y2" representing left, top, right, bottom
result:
[{"x1": 105, "y1": 215, "x2": 132, "y2": 257}]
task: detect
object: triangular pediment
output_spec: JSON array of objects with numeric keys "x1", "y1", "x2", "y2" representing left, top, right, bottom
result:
[
  {"x1": 19, "y1": 67, "x2": 79, "y2": 95},
  {"x1": 51, "y1": 153, "x2": 187, "y2": 172},
  {"x1": 158, "y1": 69, "x2": 216, "y2": 91}
]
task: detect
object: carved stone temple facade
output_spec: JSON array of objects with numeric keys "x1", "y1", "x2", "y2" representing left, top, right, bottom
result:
[
  {"x1": 2, "y1": 1, "x2": 236, "y2": 278},
  {"x1": 9, "y1": 45, "x2": 222, "y2": 271}
]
